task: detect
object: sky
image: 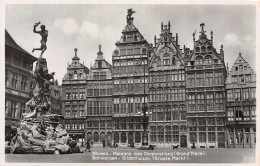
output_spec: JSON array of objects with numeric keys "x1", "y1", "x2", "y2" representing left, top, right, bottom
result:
[{"x1": 5, "y1": 4, "x2": 256, "y2": 83}]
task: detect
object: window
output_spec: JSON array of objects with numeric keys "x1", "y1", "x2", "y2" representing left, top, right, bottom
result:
[
  {"x1": 227, "y1": 90, "x2": 233, "y2": 102},
  {"x1": 188, "y1": 94, "x2": 196, "y2": 111},
  {"x1": 73, "y1": 74, "x2": 77, "y2": 79},
  {"x1": 227, "y1": 107, "x2": 234, "y2": 121},
  {"x1": 251, "y1": 106, "x2": 256, "y2": 120},
  {"x1": 243, "y1": 107, "x2": 250, "y2": 120},
  {"x1": 196, "y1": 73, "x2": 204, "y2": 86},
  {"x1": 187, "y1": 74, "x2": 195, "y2": 87},
  {"x1": 232, "y1": 75, "x2": 237, "y2": 83},
  {"x1": 12, "y1": 72, "x2": 18, "y2": 89},
  {"x1": 207, "y1": 118, "x2": 215, "y2": 125},
  {"x1": 157, "y1": 111, "x2": 164, "y2": 121},
  {"x1": 179, "y1": 88, "x2": 185, "y2": 100},
  {"x1": 245, "y1": 74, "x2": 251, "y2": 82},
  {"x1": 204, "y1": 55, "x2": 212, "y2": 64},
  {"x1": 215, "y1": 93, "x2": 224, "y2": 110},
  {"x1": 150, "y1": 126, "x2": 156, "y2": 143},
  {"x1": 163, "y1": 54, "x2": 170, "y2": 65},
  {"x1": 172, "y1": 57, "x2": 176, "y2": 65},
  {"x1": 11, "y1": 101, "x2": 17, "y2": 118},
  {"x1": 165, "y1": 126, "x2": 171, "y2": 142},
  {"x1": 214, "y1": 72, "x2": 222, "y2": 85},
  {"x1": 158, "y1": 126, "x2": 164, "y2": 142},
  {"x1": 199, "y1": 133, "x2": 206, "y2": 143},
  {"x1": 197, "y1": 94, "x2": 205, "y2": 111},
  {"x1": 208, "y1": 132, "x2": 215, "y2": 142},
  {"x1": 196, "y1": 56, "x2": 203, "y2": 65},
  {"x1": 205, "y1": 73, "x2": 213, "y2": 86},
  {"x1": 5, "y1": 70, "x2": 10, "y2": 86},
  {"x1": 235, "y1": 89, "x2": 241, "y2": 101},
  {"x1": 172, "y1": 88, "x2": 178, "y2": 101},
  {"x1": 242, "y1": 88, "x2": 249, "y2": 100},
  {"x1": 239, "y1": 75, "x2": 244, "y2": 82},
  {"x1": 172, "y1": 111, "x2": 179, "y2": 121},
  {"x1": 172, "y1": 126, "x2": 179, "y2": 142},
  {"x1": 239, "y1": 65, "x2": 243, "y2": 69},
  {"x1": 206, "y1": 93, "x2": 214, "y2": 110},
  {"x1": 250, "y1": 88, "x2": 256, "y2": 99}
]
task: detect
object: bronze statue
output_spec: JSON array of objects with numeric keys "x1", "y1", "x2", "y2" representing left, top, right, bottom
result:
[
  {"x1": 127, "y1": 9, "x2": 136, "y2": 24},
  {"x1": 32, "y1": 22, "x2": 48, "y2": 57}
]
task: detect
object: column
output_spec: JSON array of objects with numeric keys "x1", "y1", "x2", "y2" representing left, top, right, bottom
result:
[
  {"x1": 119, "y1": 132, "x2": 121, "y2": 145},
  {"x1": 227, "y1": 128, "x2": 230, "y2": 148},
  {"x1": 215, "y1": 126, "x2": 218, "y2": 148},
  {"x1": 250, "y1": 127, "x2": 254, "y2": 148},
  {"x1": 133, "y1": 132, "x2": 135, "y2": 144},
  {"x1": 196, "y1": 119, "x2": 199, "y2": 147},
  {"x1": 206, "y1": 126, "x2": 208, "y2": 148},
  {"x1": 126, "y1": 132, "x2": 128, "y2": 145},
  {"x1": 243, "y1": 127, "x2": 246, "y2": 148},
  {"x1": 233, "y1": 128, "x2": 236, "y2": 148}
]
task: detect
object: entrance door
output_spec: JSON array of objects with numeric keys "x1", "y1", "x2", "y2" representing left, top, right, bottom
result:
[
  {"x1": 180, "y1": 135, "x2": 187, "y2": 147},
  {"x1": 218, "y1": 132, "x2": 225, "y2": 148}
]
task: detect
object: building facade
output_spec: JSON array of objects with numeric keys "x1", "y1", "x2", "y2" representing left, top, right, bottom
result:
[
  {"x1": 50, "y1": 80, "x2": 62, "y2": 115},
  {"x1": 112, "y1": 11, "x2": 150, "y2": 147},
  {"x1": 148, "y1": 22, "x2": 187, "y2": 148},
  {"x1": 85, "y1": 45, "x2": 113, "y2": 146},
  {"x1": 185, "y1": 24, "x2": 227, "y2": 148},
  {"x1": 62, "y1": 48, "x2": 89, "y2": 144},
  {"x1": 5, "y1": 30, "x2": 38, "y2": 141},
  {"x1": 225, "y1": 53, "x2": 256, "y2": 148}
]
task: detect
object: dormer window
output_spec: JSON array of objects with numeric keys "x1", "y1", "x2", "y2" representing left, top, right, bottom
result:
[
  {"x1": 204, "y1": 55, "x2": 212, "y2": 64},
  {"x1": 196, "y1": 56, "x2": 203, "y2": 65},
  {"x1": 163, "y1": 54, "x2": 170, "y2": 66}
]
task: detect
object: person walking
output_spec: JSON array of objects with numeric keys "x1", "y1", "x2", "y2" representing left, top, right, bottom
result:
[
  {"x1": 85, "y1": 139, "x2": 91, "y2": 152},
  {"x1": 102, "y1": 139, "x2": 106, "y2": 148}
]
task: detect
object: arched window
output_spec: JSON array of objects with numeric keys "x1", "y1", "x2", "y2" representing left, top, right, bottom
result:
[
  {"x1": 180, "y1": 126, "x2": 186, "y2": 132},
  {"x1": 195, "y1": 47, "x2": 200, "y2": 52},
  {"x1": 121, "y1": 132, "x2": 126, "y2": 143},
  {"x1": 201, "y1": 46, "x2": 206, "y2": 53},
  {"x1": 150, "y1": 127, "x2": 156, "y2": 143},
  {"x1": 206, "y1": 93, "x2": 214, "y2": 110},
  {"x1": 100, "y1": 132, "x2": 105, "y2": 142},
  {"x1": 93, "y1": 132, "x2": 99, "y2": 142},
  {"x1": 135, "y1": 132, "x2": 141, "y2": 143},
  {"x1": 165, "y1": 106, "x2": 171, "y2": 121},
  {"x1": 158, "y1": 126, "x2": 164, "y2": 142},
  {"x1": 215, "y1": 93, "x2": 224, "y2": 110},
  {"x1": 114, "y1": 132, "x2": 119, "y2": 143},
  {"x1": 172, "y1": 126, "x2": 179, "y2": 142},
  {"x1": 165, "y1": 126, "x2": 171, "y2": 142},
  {"x1": 196, "y1": 56, "x2": 203, "y2": 65},
  {"x1": 204, "y1": 55, "x2": 212, "y2": 64},
  {"x1": 197, "y1": 94, "x2": 205, "y2": 111},
  {"x1": 207, "y1": 46, "x2": 212, "y2": 52}
]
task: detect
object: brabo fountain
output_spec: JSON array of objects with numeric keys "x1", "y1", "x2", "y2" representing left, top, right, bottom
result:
[{"x1": 9, "y1": 22, "x2": 80, "y2": 154}]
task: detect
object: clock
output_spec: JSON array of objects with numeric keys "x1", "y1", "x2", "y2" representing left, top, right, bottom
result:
[{"x1": 126, "y1": 25, "x2": 134, "y2": 31}]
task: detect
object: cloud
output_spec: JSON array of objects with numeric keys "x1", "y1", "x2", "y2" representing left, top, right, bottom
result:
[
  {"x1": 79, "y1": 21, "x2": 100, "y2": 38},
  {"x1": 223, "y1": 33, "x2": 241, "y2": 46},
  {"x1": 54, "y1": 18, "x2": 79, "y2": 35}
]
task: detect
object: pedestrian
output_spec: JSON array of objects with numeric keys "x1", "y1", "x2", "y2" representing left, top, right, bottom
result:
[
  {"x1": 102, "y1": 139, "x2": 106, "y2": 148},
  {"x1": 85, "y1": 139, "x2": 91, "y2": 152}
]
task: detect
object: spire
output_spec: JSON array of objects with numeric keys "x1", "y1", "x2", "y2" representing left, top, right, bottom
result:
[{"x1": 168, "y1": 21, "x2": 171, "y2": 30}]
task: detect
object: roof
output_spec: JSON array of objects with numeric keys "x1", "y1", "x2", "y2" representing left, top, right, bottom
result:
[{"x1": 5, "y1": 30, "x2": 37, "y2": 61}]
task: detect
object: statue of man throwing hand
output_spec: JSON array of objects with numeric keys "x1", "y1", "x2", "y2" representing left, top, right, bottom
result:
[{"x1": 32, "y1": 22, "x2": 48, "y2": 57}]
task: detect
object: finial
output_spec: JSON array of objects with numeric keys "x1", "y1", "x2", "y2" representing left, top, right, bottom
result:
[
  {"x1": 193, "y1": 30, "x2": 196, "y2": 41},
  {"x1": 154, "y1": 35, "x2": 157, "y2": 45},
  {"x1": 200, "y1": 23, "x2": 206, "y2": 34},
  {"x1": 74, "y1": 48, "x2": 78, "y2": 57},
  {"x1": 221, "y1": 44, "x2": 223, "y2": 50},
  {"x1": 176, "y1": 33, "x2": 178, "y2": 44},
  {"x1": 161, "y1": 22, "x2": 163, "y2": 30},
  {"x1": 168, "y1": 21, "x2": 171, "y2": 30},
  {"x1": 98, "y1": 44, "x2": 102, "y2": 52}
]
